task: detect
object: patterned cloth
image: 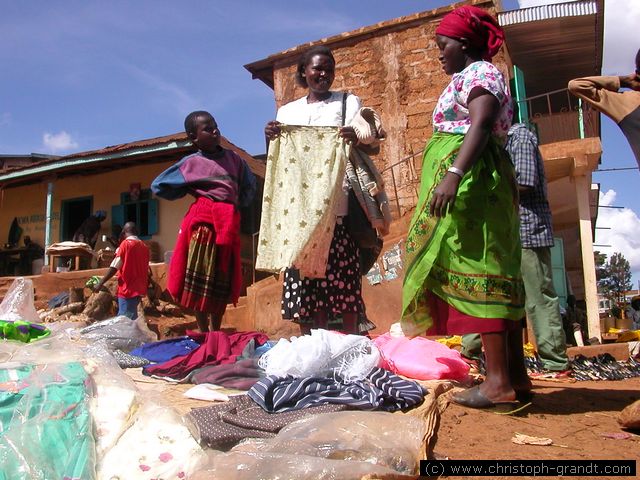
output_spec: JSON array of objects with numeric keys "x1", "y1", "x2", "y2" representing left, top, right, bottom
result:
[
  {"x1": 256, "y1": 125, "x2": 350, "y2": 278},
  {"x1": 248, "y1": 367, "x2": 425, "y2": 413},
  {"x1": 189, "y1": 394, "x2": 348, "y2": 450},
  {"x1": 432, "y1": 61, "x2": 512, "y2": 141},
  {"x1": 281, "y1": 223, "x2": 374, "y2": 333},
  {"x1": 182, "y1": 224, "x2": 232, "y2": 315},
  {"x1": 401, "y1": 132, "x2": 525, "y2": 337},
  {"x1": 507, "y1": 123, "x2": 554, "y2": 248}
]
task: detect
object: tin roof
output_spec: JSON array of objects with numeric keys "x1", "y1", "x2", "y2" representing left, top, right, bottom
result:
[{"x1": 0, "y1": 132, "x2": 265, "y2": 188}]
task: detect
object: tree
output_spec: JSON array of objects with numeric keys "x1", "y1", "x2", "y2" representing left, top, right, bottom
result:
[{"x1": 598, "y1": 251, "x2": 633, "y2": 305}]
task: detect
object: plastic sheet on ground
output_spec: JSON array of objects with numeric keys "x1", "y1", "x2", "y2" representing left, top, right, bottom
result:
[
  {"x1": 0, "y1": 330, "x2": 207, "y2": 480},
  {"x1": 194, "y1": 411, "x2": 426, "y2": 479},
  {"x1": 77, "y1": 315, "x2": 157, "y2": 353},
  {"x1": 0, "y1": 277, "x2": 41, "y2": 324},
  {"x1": 258, "y1": 329, "x2": 381, "y2": 382}
]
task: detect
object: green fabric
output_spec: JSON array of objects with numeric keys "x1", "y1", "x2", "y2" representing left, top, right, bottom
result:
[
  {"x1": 401, "y1": 132, "x2": 525, "y2": 337},
  {"x1": 0, "y1": 320, "x2": 50, "y2": 343},
  {"x1": 0, "y1": 362, "x2": 95, "y2": 480},
  {"x1": 460, "y1": 248, "x2": 569, "y2": 370},
  {"x1": 520, "y1": 247, "x2": 569, "y2": 370}
]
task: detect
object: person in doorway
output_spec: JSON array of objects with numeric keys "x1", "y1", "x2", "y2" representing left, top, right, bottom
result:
[
  {"x1": 461, "y1": 107, "x2": 571, "y2": 378},
  {"x1": 401, "y1": 5, "x2": 529, "y2": 410},
  {"x1": 568, "y1": 48, "x2": 640, "y2": 168},
  {"x1": 72, "y1": 210, "x2": 107, "y2": 249},
  {"x1": 19, "y1": 235, "x2": 44, "y2": 275},
  {"x1": 264, "y1": 45, "x2": 376, "y2": 335},
  {"x1": 93, "y1": 222, "x2": 150, "y2": 319},
  {"x1": 152, "y1": 111, "x2": 256, "y2": 332}
]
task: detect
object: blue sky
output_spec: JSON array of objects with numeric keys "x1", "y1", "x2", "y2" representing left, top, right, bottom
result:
[{"x1": 2, "y1": 0, "x2": 639, "y2": 285}]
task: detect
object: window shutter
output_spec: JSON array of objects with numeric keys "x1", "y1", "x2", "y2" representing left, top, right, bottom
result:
[{"x1": 147, "y1": 199, "x2": 159, "y2": 236}]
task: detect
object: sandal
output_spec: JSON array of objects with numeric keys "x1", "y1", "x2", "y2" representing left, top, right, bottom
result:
[{"x1": 452, "y1": 386, "x2": 529, "y2": 414}]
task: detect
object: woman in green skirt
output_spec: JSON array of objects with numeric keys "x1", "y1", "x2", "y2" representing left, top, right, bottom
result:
[{"x1": 402, "y1": 5, "x2": 530, "y2": 410}]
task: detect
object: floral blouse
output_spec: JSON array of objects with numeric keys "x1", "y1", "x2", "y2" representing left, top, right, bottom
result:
[{"x1": 433, "y1": 61, "x2": 512, "y2": 140}]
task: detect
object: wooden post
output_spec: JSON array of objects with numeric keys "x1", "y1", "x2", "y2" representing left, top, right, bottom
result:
[{"x1": 574, "y1": 174, "x2": 600, "y2": 340}]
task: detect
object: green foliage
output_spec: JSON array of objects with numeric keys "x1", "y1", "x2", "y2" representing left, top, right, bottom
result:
[{"x1": 596, "y1": 251, "x2": 633, "y2": 305}]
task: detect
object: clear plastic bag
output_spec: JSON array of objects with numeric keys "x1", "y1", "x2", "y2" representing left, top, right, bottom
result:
[
  {"x1": 194, "y1": 411, "x2": 425, "y2": 479},
  {"x1": 78, "y1": 315, "x2": 157, "y2": 353},
  {"x1": 0, "y1": 277, "x2": 41, "y2": 324},
  {"x1": 0, "y1": 360, "x2": 96, "y2": 480},
  {"x1": 258, "y1": 329, "x2": 381, "y2": 382}
]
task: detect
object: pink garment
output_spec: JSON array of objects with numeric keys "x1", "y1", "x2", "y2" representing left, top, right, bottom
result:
[
  {"x1": 373, "y1": 333, "x2": 469, "y2": 381},
  {"x1": 143, "y1": 331, "x2": 269, "y2": 380}
]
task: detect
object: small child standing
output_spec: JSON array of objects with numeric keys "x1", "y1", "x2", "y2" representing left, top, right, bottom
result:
[{"x1": 152, "y1": 111, "x2": 256, "y2": 331}]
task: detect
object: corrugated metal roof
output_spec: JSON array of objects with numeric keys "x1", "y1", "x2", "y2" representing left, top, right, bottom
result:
[
  {"x1": 498, "y1": 0, "x2": 597, "y2": 26},
  {"x1": 0, "y1": 132, "x2": 265, "y2": 186}
]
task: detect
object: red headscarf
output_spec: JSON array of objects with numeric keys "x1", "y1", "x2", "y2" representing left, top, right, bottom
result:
[{"x1": 435, "y1": 5, "x2": 505, "y2": 61}]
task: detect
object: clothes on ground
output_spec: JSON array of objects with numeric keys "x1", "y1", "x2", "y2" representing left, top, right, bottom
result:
[
  {"x1": 281, "y1": 223, "x2": 374, "y2": 333},
  {"x1": 189, "y1": 394, "x2": 348, "y2": 450},
  {"x1": 257, "y1": 125, "x2": 350, "y2": 278},
  {"x1": 48, "y1": 291, "x2": 70, "y2": 309},
  {"x1": 401, "y1": 133, "x2": 524, "y2": 337},
  {"x1": 507, "y1": 123, "x2": 554, "y2": 248},
  {"x1": 248, "y1": 367, "x2": 425, "y2": 413},
  {"x1": 111, "y1": 349, "x2": 151, "y2": 368},
  {"x1": 152, "y1": 148, "x2": 256, "y2": 312},
  {"x1": 569, "y1": 76, "x2": 640, "y2": 168},
  {"x1": 110, "y1": 235, "x2": 150, "y2": 298},
  {"x1": 189, "y1": 358, "x2": 264, "y2": 391},
  {"x1": 143, "y1": 331, "x2": 269, "y2": 380},
  {"x1": 0, "y1": 362, "x2": 95, "y2": 480},
  {"x1": 131, "y1": 336, "x2": 201, "y2": 363},
  {"x1": 258, "y1": 329, "x2": 380, "y2": 382},
  {"x1": 373, "y1": 333, "x2": 469, "y2": 381}
]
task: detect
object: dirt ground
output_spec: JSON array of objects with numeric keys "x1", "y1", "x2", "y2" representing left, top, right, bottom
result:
[{"x1": 435, "y1": 377, "x2": 640, "y2": 479}]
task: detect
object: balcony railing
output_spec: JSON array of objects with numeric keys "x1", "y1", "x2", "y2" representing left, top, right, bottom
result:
[{"x1": 517, "y1": 88, "x2": 600, "y2": 145}]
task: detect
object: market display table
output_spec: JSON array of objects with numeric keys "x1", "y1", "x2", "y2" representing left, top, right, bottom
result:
[{"x1": 45, "y1": 242, "x2": 95, "y2": 272}]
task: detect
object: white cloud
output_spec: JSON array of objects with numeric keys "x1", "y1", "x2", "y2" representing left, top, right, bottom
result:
[
  {"x1": 595, "y1": 189, "x2": 640, "y2": 281},
  {"x1": 42, "y1": 131, "x2": 79, "y2": 153},
  {"x1": 517, "y1": 0, "x2": 640, "y2": 76}
]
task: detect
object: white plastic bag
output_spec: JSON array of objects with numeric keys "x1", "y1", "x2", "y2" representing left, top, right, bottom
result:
[
  {"x1": 0, "y1": 277, "x2": 41, "y2": 323},
  {"x1": 258, "y1": 329, "x2": 380, "y2": 382}
]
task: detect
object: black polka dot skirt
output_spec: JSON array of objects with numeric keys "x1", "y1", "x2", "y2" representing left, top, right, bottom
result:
[{"x1": 281, "y1": 222, "x2": 375, "y2": 333}]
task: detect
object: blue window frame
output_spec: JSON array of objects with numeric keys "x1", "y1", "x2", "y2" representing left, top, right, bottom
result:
[{"x1": 111, "y1": 189, "x2": 158, "y2": 239}]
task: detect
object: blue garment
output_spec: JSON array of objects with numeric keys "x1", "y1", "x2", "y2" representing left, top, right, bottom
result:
[
  {"x1": 130, "y1": 336, "x2": 201, "y2": 363},
  {"x1": 0, "y1": 362, "x2": 95, "y2": 480},
  {"x1": 253, "y1": 340, "x2": 278, "y2": 358},
  {"x1": 118, "y1": 296, "x2": 141, "y2": 319}
]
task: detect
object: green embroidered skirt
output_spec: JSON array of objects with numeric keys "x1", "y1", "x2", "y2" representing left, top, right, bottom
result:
[{"x1": 401, "y1": 132, "x2": 525, "y2": 337}]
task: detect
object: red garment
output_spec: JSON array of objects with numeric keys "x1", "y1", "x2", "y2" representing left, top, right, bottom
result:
[
  {"x1": 167, "y1": 196, "x2": 242, "y2": 306},
  {"x1": 115, "y1": 237, "x2": 150, "y2": 298},
  {"x1": 435, "y1": 5, "x2": 504, "y2": 61},
  {"x1": 426, "y1": 293, "x2": 520, "y2": 336},
  {"x1": 143, "y1": 331, "x2": 269, "y2": 380}
]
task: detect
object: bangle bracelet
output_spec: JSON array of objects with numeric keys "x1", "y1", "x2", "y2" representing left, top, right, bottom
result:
[{"x1": 447, "y1": 166, "x2": 465, "y2": 178}]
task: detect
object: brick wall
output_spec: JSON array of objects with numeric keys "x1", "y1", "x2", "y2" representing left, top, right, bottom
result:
[{"x1": 270, "y1": 4, "x2": 511, "y2": 216}]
